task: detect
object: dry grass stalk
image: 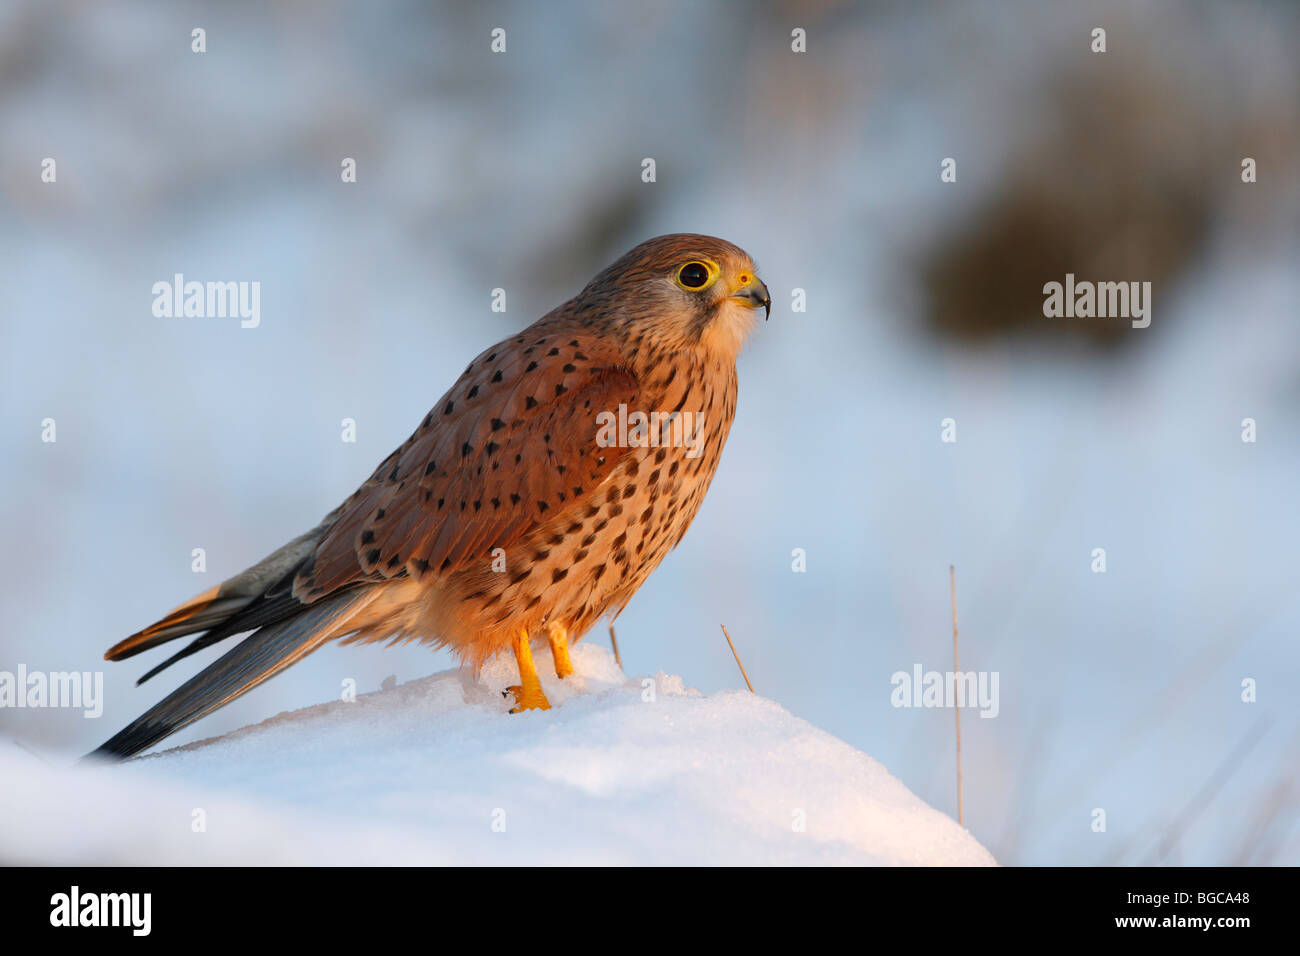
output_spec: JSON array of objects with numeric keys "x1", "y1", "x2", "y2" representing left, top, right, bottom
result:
[
  {"x1": 720, "y1": 625, "x2": 754, "y2": 693},
  {"x1": 951, "y1": 565, "x2": 964, "y2": 827},
  {"x1": 608, "y1": 624, "x2": 623, "y2": 671}
]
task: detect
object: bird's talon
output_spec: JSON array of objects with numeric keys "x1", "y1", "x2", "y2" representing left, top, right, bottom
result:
[
  {"x1": 505, "y1": 631, "x2": 552, "y2": 712},
  {"x1": 507, "y1": 683, "x2": 551, "y2": 713}
]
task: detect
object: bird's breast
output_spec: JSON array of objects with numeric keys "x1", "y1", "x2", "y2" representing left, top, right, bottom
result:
[{"x1": 425, "y1": 355, "x2": 740, "y2": 664}]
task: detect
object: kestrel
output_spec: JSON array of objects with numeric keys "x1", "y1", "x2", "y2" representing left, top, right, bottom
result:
[{"x1": 92, "y1": 234, "x2": 769, "y2": 759}]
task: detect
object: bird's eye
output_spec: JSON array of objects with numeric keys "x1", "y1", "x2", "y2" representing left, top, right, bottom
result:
[{"x1": 676, "y1": 260, "x2": 717, "y2": 290}]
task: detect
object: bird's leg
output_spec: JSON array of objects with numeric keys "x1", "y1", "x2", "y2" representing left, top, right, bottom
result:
[
  {"x1": 548, "y1": 622, "x2": 574, "y2": 679},
  {"x1": 506, "y1": 628, "x2": 551, "y2": 713}
]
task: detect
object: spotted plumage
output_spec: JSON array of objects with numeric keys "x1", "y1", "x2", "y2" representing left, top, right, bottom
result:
[{"x1": 92, "y1": 234, "x2": 769, "y2": 758}]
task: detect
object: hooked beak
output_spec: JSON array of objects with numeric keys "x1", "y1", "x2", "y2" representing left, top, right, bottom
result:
[{"x1": 729, "y1": 274, "x2": 771, "y2": 320}]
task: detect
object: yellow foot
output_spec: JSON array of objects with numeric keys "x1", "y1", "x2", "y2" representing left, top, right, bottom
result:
[
  {"x1": 505, "y1": 628, "x2": 551, "y2": 713},
  {"x1": 548, "y1": 623, "x2": 574, "y2": 679},
  {"x1": 506, "y1": 683, "x2": 551, "y2": 712}
]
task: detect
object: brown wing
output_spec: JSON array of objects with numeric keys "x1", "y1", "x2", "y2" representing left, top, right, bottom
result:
[{"x1": 296, "y1": 329, "x2": 641, "y2": 600}]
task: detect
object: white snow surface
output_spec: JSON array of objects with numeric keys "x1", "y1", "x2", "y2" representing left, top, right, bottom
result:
[{"x1": 1, "y1": 645, "x2": 994, "y2": 866}]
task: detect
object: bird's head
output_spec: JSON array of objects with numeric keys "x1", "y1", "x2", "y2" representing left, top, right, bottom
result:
[{"x1": 576, "y1": 233, "x2": 770, "y2": 364}]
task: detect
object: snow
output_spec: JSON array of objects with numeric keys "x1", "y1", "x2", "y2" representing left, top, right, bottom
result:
[{"x1": 0, "y1": 645, "x2": 993, "y2": 866}]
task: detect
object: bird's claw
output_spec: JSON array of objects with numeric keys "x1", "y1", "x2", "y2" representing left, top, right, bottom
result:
[{"x1": 505, "y1": 683, "x2": 551, "y2": 713}]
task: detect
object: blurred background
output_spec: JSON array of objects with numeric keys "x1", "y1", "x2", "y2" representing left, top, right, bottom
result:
[{"x1": 2, "y1": 0, "x2": 1297, "y2": 865}]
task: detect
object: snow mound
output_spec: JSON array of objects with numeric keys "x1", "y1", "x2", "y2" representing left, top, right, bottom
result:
[{"x1": 1, "y1": 645, "x2": 994, "y2": 865}]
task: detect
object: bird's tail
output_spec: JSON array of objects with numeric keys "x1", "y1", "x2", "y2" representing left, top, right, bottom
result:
[
  {"x1": 88, "y1": 589, "x2": 372, "y2": 761},
  {"x1": 103, "y1": 585, "x2": 250, "y2": 661},
  {"x1": 102, "y1": 517, "x2": 342, "y2": 685}
]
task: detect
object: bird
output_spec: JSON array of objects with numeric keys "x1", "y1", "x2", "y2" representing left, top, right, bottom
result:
[{"x1": 89, "y1": 233, "x2": 769, "y2": 760}]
